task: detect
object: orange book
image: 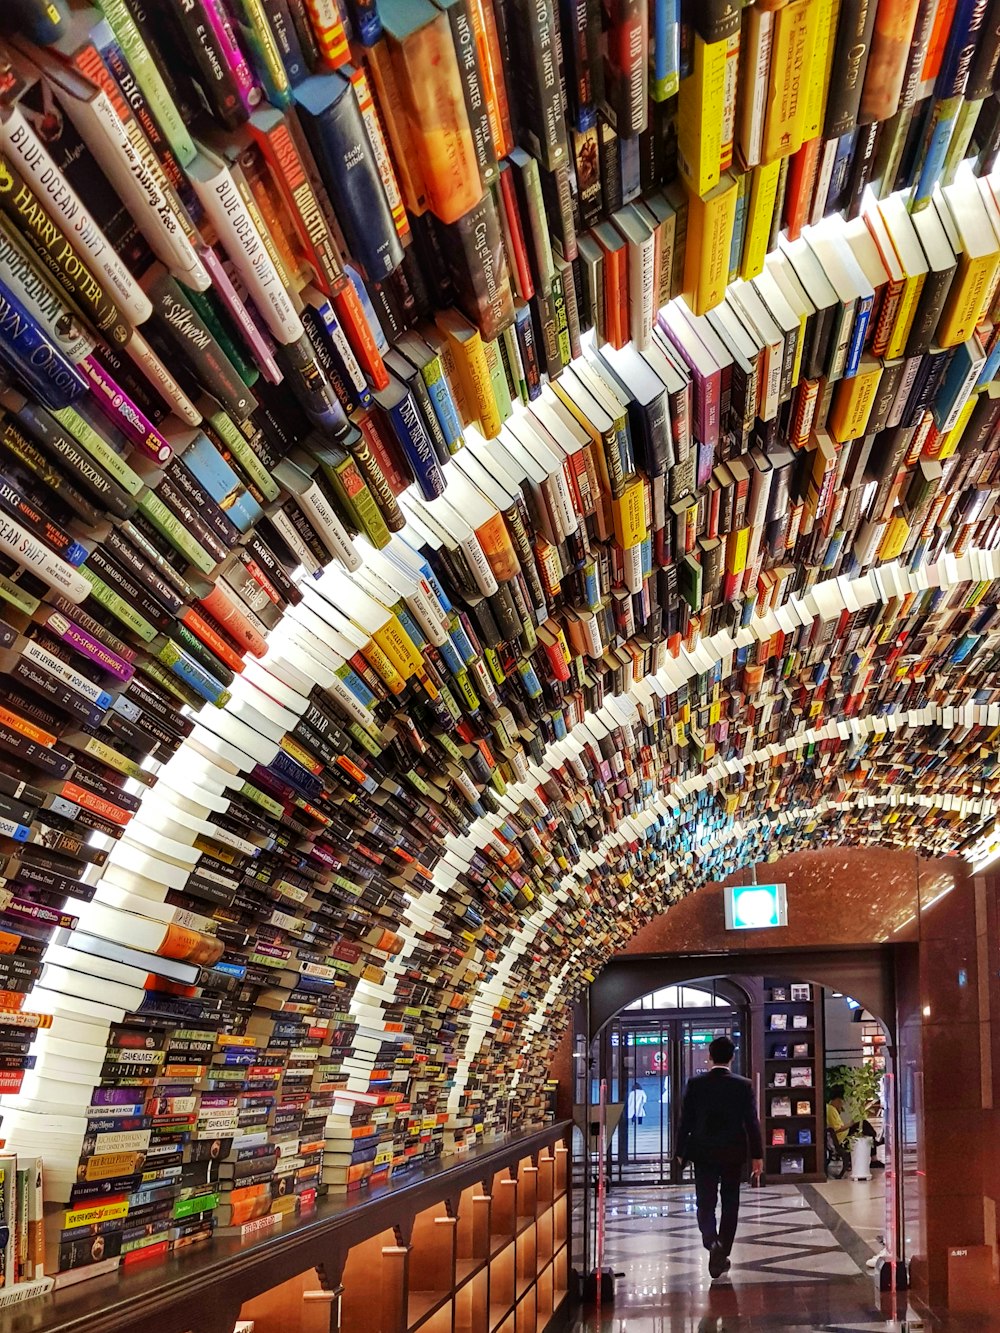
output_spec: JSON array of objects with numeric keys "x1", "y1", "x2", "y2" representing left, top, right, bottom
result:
[
  {"x1": 469, "y1": 0, "x2": 513, "y2": 156},
  {"x1": 784, "y1": 137, "x2": 821, "y2": 241},
  {"x1": 920, "y1": 0, "x2": 956, "y2": 87},
  {"x1": 380, "y1": 1, "x2": 482, "y2": 223},
  {"x1": 334, "y1": 285, "x2": 389, "y2": 389},
  {"x1": 593, "y1": 222, "x2": 628, "y2": 349}
]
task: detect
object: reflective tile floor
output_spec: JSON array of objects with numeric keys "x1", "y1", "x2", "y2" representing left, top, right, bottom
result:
[{"x1": 569, "y1": 1185, "x2": 944, "y2": 1332}]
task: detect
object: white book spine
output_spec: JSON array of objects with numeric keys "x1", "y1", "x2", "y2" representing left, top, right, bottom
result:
[
  {"x1": 458, "y1": 532, "x2": 499, "y2": 596},
  {"x1": 622, "y1": 542, "x2": 643, "y2": 595},
  {"x1": 51, "y1": 84, "x2": 209, "y2": 291},
  {"x1": 762, "y1": 344, "x2": 783, "y2": 421},
  {"x1": 0, "y1": 108, "x2": 152, "y2": 326},
  {"x1": 189, "y1": 158, "x2": 304, "y2": 344},
  {"x1": 299, "y1": 482, "x2": 362, "y2": 571},
  {"x1": 743, "y1": 11, "x2": 772, "y2": 168},
  {"x1": 0, "y1": 514, "x2": 90, "y2": 602},
  {"x1": 269, "y1": 508, "x2": 321, "y2": 574},
  {"x1": 547, "y1": 466, "x2": 580, "y2": 537},
  {"x1": 404, "y1": 586, "x2": 450, "y2": 646},
  {"x1": 828, "y1": 302, "x2": 855, "y2": 382},
  {"x1": 810, "y1": 138, "x2": 839, "y2": 227},
  {"x1": 629, "y1": 233, "x2": 656, "y2": 351},
  {"x1": 580, "y1": 609, "x2": 603, "y2": 657}
]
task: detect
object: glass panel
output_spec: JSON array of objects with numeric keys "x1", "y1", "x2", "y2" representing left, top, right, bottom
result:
[
  {"x1": 681, "y1": 986, "x2": 713, "y2": 1007},
  {"x1": 619, "y1": 1024, "x2": 671, "y2": 1180}
]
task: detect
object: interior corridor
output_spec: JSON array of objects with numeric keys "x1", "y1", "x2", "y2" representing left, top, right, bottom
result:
[{"x1": 568, "y1": 1183, "x2": 997, "y2": 1332}]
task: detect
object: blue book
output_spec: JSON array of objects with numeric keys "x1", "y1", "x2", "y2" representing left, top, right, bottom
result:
[
  {"x1": 347, "y1": 0, "x2": 382, "y2": 44},
  {"x1": 181, "y1": 431, "x2": 263, "y2": 534},
  {"x1": 936, "y1": 0, "x2": 987, "y2": 97},
  {"x1": 620, "y1": 134, "x2": 641, "y2": 204},
  {"x1": 845, "y1": 294, "x2": 874, "y2": 378},
  {"x1": 909, "y1": 97, "x2": 962, "y2": 212},
  {"x1": 262, "y1": 0, "x2": 311, "y2": 84},
  {"x1": 295, "y1": 74, "x2": 403, "y2": 282},
  {"x1": 932, "y1": 336, "x2": 985, "y2": 432},
  {"x1": 302, "y1": 293, "x2": 373, "y2": 410},
  {"x1": 374, "y1": 376, "x2": 446, "y2": 500},
  {"x1": 650, "y1": 0, "x2": 679, "y2": 99},
  {"x1": 0, "y1": 277, "x2": 88, "y2": 411},
  {"x1": 977, "y1": 333, "x2": 1000, "y2": 387}
]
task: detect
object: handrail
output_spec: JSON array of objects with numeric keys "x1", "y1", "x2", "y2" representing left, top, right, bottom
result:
[{"x1": 4, "y1": 1121, "x2": 572, "y2": 1333}]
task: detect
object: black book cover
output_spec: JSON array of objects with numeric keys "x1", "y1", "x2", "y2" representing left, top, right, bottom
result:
[{"x1": 823, "y1": 0, "x2": 878, "y2": 139}]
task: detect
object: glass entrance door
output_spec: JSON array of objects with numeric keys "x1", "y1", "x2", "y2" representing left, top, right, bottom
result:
[{"x1": 596, "y1": 982, "x2": 746, "y2": 1185}]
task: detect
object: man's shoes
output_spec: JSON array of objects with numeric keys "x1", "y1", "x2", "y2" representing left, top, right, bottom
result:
[{"x1": 708, "y1": 1242, "x2": 729, "y2": 1279}]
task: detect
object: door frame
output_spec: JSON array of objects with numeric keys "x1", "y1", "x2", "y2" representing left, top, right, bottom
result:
[{"x1": 594, "y1": 980, "x2": 751, "y2": 1186}]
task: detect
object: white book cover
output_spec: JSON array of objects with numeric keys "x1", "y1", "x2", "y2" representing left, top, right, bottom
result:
[
  {"x1": 36, "y1": 55, "x2": 210, "y2": 291},
  {"x1": 0, "y1": 103, "x2": 151, "y2": 325},
  {"x1": 188, "y1": 145, "x2": 303, "y2": 343}
]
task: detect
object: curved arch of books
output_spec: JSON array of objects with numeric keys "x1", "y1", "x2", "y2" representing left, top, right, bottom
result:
[{"x1": 0, "y1": 0, "x2": 999, "y2": 1292}]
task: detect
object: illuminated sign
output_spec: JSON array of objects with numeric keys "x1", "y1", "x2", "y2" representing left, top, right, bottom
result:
[{"x1": 724, "y1": 882, "x2": 787, "y2": 930}]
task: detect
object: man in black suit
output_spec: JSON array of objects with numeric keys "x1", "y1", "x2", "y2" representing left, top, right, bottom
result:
[{"x1": 675, "y1": 1035, "x2": 763, "y2": 1280}]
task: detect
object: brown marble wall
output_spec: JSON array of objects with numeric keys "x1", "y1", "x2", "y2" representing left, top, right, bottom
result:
[{"x1": 548, "y1": 849, "x2": 1000, "y2": 1308}]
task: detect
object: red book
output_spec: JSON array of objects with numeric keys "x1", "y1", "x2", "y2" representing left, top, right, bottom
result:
[
  {"x1": 334, "y1": 285, "x2": 389, "y2": 389},
  {"x1": 196, "y1": 585, "x2": 268, "y2": 659},
  {"x1": 181, "y1": 606, "x2": 249, "y2": 674},
  {"x1": 498, "y1": 165, "x2": 535, "y2": 301},
  {"x1": 784, "y1": 137, "x2": 822, "y2": 242}
]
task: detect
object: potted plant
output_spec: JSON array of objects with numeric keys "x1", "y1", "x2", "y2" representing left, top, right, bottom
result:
[{"x1": 826, "y1": 1064, "x2": 882, "y2": 1179}]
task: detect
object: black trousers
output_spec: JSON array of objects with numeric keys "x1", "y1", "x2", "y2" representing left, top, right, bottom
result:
[{"x1": 694, "y1": 1161, "x2": 744, "y2": 1255}]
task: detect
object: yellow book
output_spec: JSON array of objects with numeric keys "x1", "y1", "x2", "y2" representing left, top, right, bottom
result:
[
  {"x1": 885, "y1": 273, "x2": 926, "y2": 360},
  {"x1": 611, "y1": 476, "x2": 648, "y2": 548},
  {"x1": 827, "y1": 355, "x2": 883, "y2": 442},
  {"x1": 878, "y1": 515, "x2": 910, "y2": 561},
  {"x1": 762, "y1": 0, "x2": 816, "y2": 164},
  {"x1": 435, "y1": 310, "x2": 501, "y2": 438},
  {"x1": 801, "y1": 0, "x2": 838, "y2": 142},
  {"x1": 725, "y1": 526, "x2": 749, "y2": 577},
  {"x1": 938, "y1": 253, "x2": 1000, "y2": 347},
  {"x1": 677, "y1": 33, "x2": 728, "y2": 196},
  {"x1": 373, "y1": 615, "x2": 423, "y2": 679},
  {"x1": 937, "y1": 392, "x2": 978, "y2": 460},
  {"x1": 683, "y1": 172, "x2": 739, "y2": 315},
  {"x1": 938, "y1": 179, "x2": 1000, "y2": 346},
  {"x1": 740, "y1": 159, "x2": 782, "y2": 281},
  {"x1": 361, "y1": 636, "x2": 408, "y2": 692}
]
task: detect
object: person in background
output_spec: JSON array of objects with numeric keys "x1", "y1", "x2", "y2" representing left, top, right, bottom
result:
[
  {"x1": 826, "y1": 1085, "x2": 884, "y2": 1168},
  {"x1": 675, "y1": 1036, "x2": 764, "y2": 1280}
]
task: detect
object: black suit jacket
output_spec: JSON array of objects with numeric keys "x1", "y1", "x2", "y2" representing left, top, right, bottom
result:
[{"x1": 676, "y1": 1068, "x2": 763, "y2": 1167}]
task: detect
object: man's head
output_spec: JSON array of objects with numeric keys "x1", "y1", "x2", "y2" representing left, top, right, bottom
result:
[
  {"x1": 829, "y1": 1084, "x2": 845, "y2": 1109},
  {"x1": 708, "y1": 1035, "x2": 735, "y2": 1067}
]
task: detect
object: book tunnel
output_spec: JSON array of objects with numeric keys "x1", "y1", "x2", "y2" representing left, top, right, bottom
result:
[{"x1": 0, "y1": 0, "x2": 998, "y2": 1328}]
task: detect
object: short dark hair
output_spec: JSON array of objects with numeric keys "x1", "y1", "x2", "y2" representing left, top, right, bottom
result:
[
  {"x1": 709, "y1": 1035, "x2": 735, "y2": 1065},
  {"x1": 829, "y1": 1084, "x2": 845, "y2": 1101}
]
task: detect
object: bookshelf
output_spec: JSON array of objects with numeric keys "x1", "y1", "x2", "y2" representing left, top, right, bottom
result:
[
  {"x1": 0, "y1": 1125, "x2": 570, "y2": 1333},
  {"x1": 763, "y1": 979, "x2": 825, "y2": 1185},
  {"x1": 0, "y1": 0, "x2": 998, "y2": 1301}
]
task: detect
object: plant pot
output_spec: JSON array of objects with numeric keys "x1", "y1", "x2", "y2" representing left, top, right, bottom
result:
[{"x1": 851, "y1": 1135, "x2": 872, "y2": 1181}]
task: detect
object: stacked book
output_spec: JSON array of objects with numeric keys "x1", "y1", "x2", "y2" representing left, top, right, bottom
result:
[{"x1": 0, "y1": 0, "x2": 996, "y2": 1298}]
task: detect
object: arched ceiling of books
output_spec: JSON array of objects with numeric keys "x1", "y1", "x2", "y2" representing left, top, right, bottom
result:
[
  {"x1": 135, "y1": 543, "x2": 1000, "y2": 1114},
  {"x1": 6, "y1": 0, "x2": 1000, "y2": 1215}
]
